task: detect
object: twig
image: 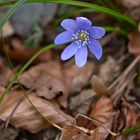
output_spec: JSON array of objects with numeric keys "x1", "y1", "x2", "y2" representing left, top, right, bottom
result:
[
  {"x1": 76, "y1": 114, "x2": 119, "y2": 136},
  {"x1": 135, "y1": 102, "x2": 140, "y2": 109}
]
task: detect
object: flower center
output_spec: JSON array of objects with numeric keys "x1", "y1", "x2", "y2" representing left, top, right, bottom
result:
[
  {"x1": 72, "y1": 30, "x2": 90, "y2": 47},
  {"x1": 79, "y1": 32, "x2": 88, "y2": 40}
]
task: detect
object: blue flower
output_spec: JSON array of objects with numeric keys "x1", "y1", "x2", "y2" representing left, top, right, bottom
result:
[{"x1": 55, "y1": 17, "x2": 105, "y2": 67}]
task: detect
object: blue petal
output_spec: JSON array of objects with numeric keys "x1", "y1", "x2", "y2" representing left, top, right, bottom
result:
[
  {"x1": 90, "y1": 26, "x2": 105, "y2": 39},
  {"x1": 61, "y1": 42, "x2": 79, "y2": 60},
  {"x1": 55, "y1": 31, "x2": 73, "y2": 45},
  {"x1": 88, "y1": 39, "x2": 102, "y2": 60},
  {"x1": 75, "y1": 46, "x2": 88, "y2": 67},
  {"x1": 76, "y1": 17, "x2": 92, "y2": 30},
  {"x1": 61, "y1": 19, "x2": 77, "y2": 32}
]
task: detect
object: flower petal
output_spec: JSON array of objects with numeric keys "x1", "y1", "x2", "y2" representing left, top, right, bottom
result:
[
  {"x1": 76, "y1": 17, "x2": 92, "y2": 30},
  {"x1": 90, "y1": 26, "x2": 105, "y2": 39},
  {"x1": 55, "y1": 31, "x2": 73, "y2": 45},
  {"x1": 61, "y1": 19, "x2": 77, "y2": 32},
  {"x1": 61, "y1": 42, "x2": 79, "y2": 60},
  {"x1": 88, "y1": 39, "x2": 102, "y2": 60},
  {"x1": 75, "y1": 46, "x2": 88, "y2": 67}
]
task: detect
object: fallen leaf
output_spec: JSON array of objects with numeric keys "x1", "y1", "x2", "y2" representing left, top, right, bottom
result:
[
  {"x1": 0, "y1": 21, "x2": 14, "y2": 38},
  {"x1": 91, "y1": 75, "x2": 109, "y2": 96},
  {"x1": 74, "y1": 114, "x2": 111, "y2": 140},
  {"x1": 69, "y1": 89, "x2": 96, "y2": 115},
  {"x1": 127, "y1": 7, "x2": 140, "y2": 21},
  {"x1": 122, "y1": 0, "x2": 140, "y2": 8},
  {"x1": 128, "y1": 34, "x2": 140, "y2": 55},
  {"x1": 18, "y1": 61, "x2": 67, "y2": 107},
  {"x1": 0, "y1": 57, "x2": 15, "y2": 86},
  {"x1": 0, "y1": 90, "x2": 74, "y2": 133},
  {"x1": 74, "y1": 95, "x2": 114, "y2": 140},
  {"x1": 121, "y1": 99, "x2": 137, "y2": 128},
  {"x1": 109, "y1": 55, "x2": 140, "y2": 102},
  {"x1": 110, "y1": 99, "x2": 137, "y2": 140},
  {"x1": 88, "y1": 96, "x2": 114, "y2": 139},
  {"x1": 90, "y1": 96, "x2": 113, "y2": 124},
  {"x1": 75, "y1": 115, "x2": 97, "y2": 130},
  {"x1": 59, "y1": 125, "x2": 85, "y2": 140},
  {"x1": 0, "y1": 37, "x2": 52, "y2": 63},
  {"x1": 98, "y1": 56, "x2": 120, "y2": 85},
  {"x1": 63, "y1": 62, "x2": 95, "y2": 94}
]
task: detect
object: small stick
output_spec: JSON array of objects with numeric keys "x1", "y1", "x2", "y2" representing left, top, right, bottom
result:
[{"x1": 76, "y1": 114, "x2": 119, "y2": 136}]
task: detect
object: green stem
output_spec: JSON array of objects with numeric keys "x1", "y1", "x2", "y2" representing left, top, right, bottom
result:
[
  {"x1": 0, "y1": 0, "x2": 137, "y2": 27},
  {"x1": 0, "y1": 44, "x2": 55, "y2": 103},
  {"x1": 121, "y1": 124, "x2": 140, "y2": 135}
]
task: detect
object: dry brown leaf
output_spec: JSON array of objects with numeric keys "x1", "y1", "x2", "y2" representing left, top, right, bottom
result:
[
  {"x1": 0, "y1": 90, "x2": 74, "y2": 133},
  {"x1": 121, "y1": 99, "x2": 137, "y2": 128},
  {"x1": 90, "y1": 96, "x2": 113, "y2": 124},
  {"x1": 136, "y1": 116, "x2": 140, "y2": 139},
  {"x1": 87, "y1": 96, "x2": 114, "y2": 139},
  {"x1": 0, "y1": 21, "x2": 14, "y2": 37},
  {"x1": 127, "y1": 7, "x2": 140, "y2": 21},
  {"x1": 0, "y1": 37, "x2": 52, "y2": 63},
  {"x1": 63, "y1": 62, "x2": 95, "y2": 94},
  {"x1": 91, "y1": 128, "x2": 105, "y2": 140},
  {"x1": 128, "y1": 34, "x2": 140, "y2": 55},
  {"x1": 59, "y1": 125, "x2": 91, "y2": 140},
  {"x1": 109, "y1": 55, "x2": 140, "y2": 103},
  {"x1": 98, "y1": 56, "x2": 120, "y2": 85},
  {"x1": 122, "y1": 0, "x2": 140, "y2": 8},
  {"x1": 111, "y1": 99, "x2": 137, "y2": 140},
  {"x1": 74, "y1": 115, "x2": 111, "y2": 140},
  {"x1": 69, "y1": 89, "x2": 96, "y2": 115},
  {"x1": 75, "y1": 115, "x2": 96, "y2": 130},
  {"x1": 91, "y1": 75, "x2": 109, "y2": 96},
  {"x1": 18, "y1": 61, "x2": 68, "y2": 107},
  {"x1": 0, "y1": 58, "x2": 15, "y2": 86}
]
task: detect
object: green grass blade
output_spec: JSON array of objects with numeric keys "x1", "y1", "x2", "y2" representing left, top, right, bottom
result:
[
  {"x1": 0, "y1": 0, "x2": 137, "y2": 27},
  {"x1": 0, "y1": 0, "x2": 26, "y2": 30},
  {"x1": 121, "y1": 124, "x2": 140, "y2": 135},
  {"x1": 27, "y1": 0, "x2": 137, "y2": 27}
]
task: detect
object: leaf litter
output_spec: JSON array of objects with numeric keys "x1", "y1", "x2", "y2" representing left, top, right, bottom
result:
[{"x1": 0, "y1": 2, "x2": 140, "y2": 140}]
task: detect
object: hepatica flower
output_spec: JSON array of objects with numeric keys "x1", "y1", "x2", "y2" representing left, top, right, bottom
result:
[{"x1": 55, "y1": 17, "x2": 105, "y2": 67}]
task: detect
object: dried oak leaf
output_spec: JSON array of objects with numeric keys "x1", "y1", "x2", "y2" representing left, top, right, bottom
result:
[
  {"x1": 0, "y1": 90, "x2": 74, "y2": 133},
  {"x1": 63, "y1": 62, "x2": 95, "y2": 94},
  {"x1": 128, "y1": 34, "x2": 140, "y2": 55},
  {"x1": 18, "y1": 61, "x2": 68, "y2": 107}
]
